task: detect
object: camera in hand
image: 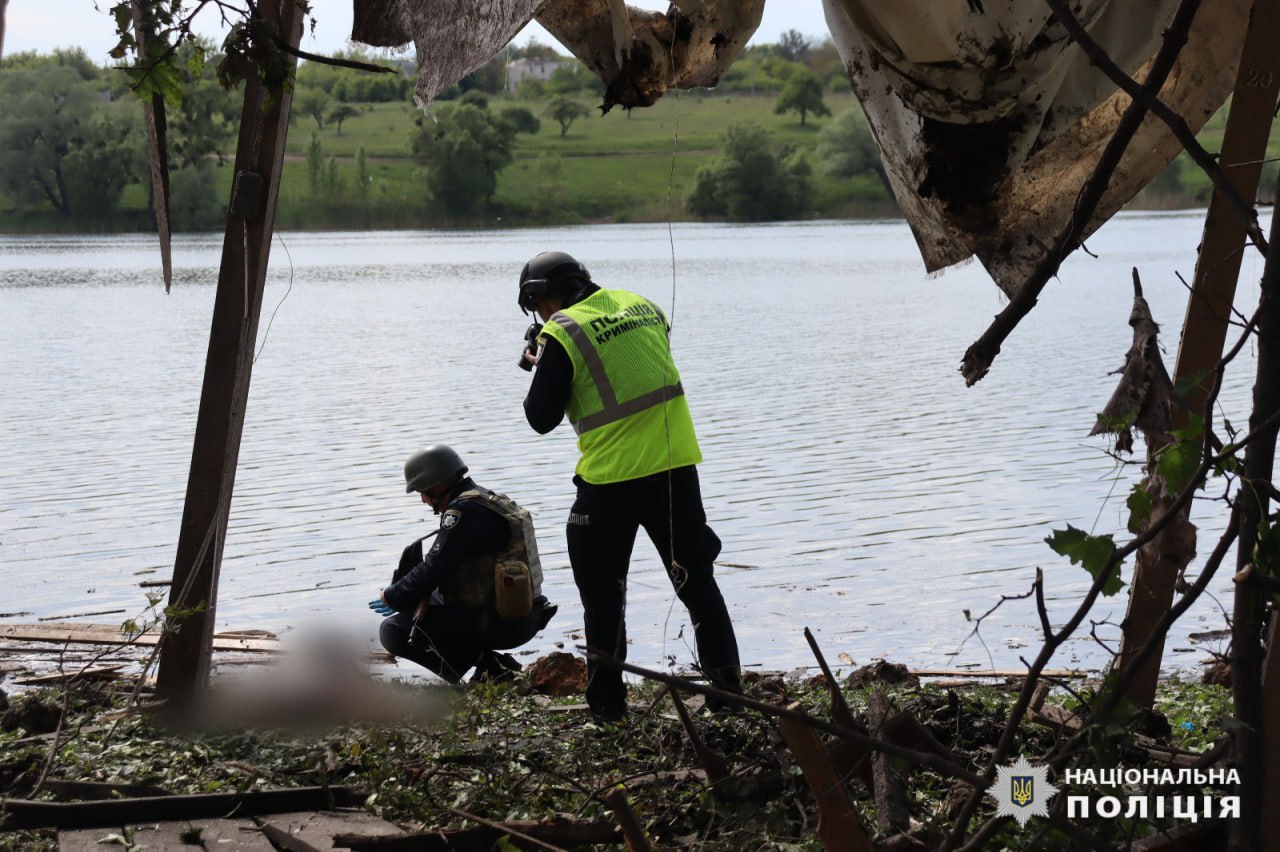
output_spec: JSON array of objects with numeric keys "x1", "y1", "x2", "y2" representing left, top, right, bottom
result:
[{"x1": 517, "y1": 322, "x2": 543, "y2": 371}]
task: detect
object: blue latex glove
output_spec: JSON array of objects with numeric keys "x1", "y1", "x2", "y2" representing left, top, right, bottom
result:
[{"x1": 368, "y1": 598, "x2": 395, "y2": 616}]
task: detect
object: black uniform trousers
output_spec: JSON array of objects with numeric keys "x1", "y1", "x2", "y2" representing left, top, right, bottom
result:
[
  {"x1": 380, "y1": 602, "x2": 544, "y2": 684},
  {"x1": 567, "y1": 465, "x2": 741, "y2": 715}
]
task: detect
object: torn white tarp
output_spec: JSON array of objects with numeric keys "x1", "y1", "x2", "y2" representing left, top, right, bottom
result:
[
  {"x1": 536, "y1": 0, "x2": 764, "y2": 112},
  {"x1": 351, "y1": 0, "x2": 542, "y2": 107},
  {"x1": 823, "y1": 0, "x2": 1249, "y2": 295},
  {"x1": 351, "y1": 0, "x2": 763, "y2": 112}
]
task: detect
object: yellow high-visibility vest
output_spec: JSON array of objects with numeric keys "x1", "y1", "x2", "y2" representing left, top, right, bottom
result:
[{"x1": 539, "y1": 288, "x2": 701, "y2": 484}]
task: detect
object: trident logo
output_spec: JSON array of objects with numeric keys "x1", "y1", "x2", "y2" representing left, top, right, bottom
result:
[{"x1": 1011, "y1": 776, "x2": 1035, "y2": 807}]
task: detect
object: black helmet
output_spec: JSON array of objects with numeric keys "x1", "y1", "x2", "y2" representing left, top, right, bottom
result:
[
  {"x1": 404, "y1": 444, "x2": 468, "y2": 493},
  {"x1": 518, "y1": 251, "x2": 590, "y2": 315}
]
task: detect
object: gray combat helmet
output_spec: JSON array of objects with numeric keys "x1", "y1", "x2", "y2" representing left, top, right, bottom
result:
[{"x1": 404, "y1": 444, "x2": 468, "y2": 493}]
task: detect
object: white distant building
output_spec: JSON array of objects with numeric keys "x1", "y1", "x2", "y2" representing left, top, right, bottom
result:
[{"x1": 506, "y1": 57, "x2": 564, "y2": 93}]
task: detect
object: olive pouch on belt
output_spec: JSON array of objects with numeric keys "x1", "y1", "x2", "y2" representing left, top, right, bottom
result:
[
  {"x1": 452, "y1": 489, "x2": 544, "y2": 620},
  {"x1": 494, "y1": 559, "x2": 533, "y2": 618}
]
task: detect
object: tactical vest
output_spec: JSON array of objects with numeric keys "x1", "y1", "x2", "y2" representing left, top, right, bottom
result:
[
  {"x1": 439, "y1": 490, "x2": 543, "y2": 614},
  {"x1": 538, "y1": 288, "x2": 701, "y2": 484}
]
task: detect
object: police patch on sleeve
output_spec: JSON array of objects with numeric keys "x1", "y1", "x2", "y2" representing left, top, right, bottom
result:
[{"x1": 440, "y1": 510, "x2": 461, "y2": 529}]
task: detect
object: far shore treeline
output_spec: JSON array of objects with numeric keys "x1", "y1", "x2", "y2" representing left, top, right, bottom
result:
[{"x1": 0, "y1": 33, "x2": 1272, "y2": 234}]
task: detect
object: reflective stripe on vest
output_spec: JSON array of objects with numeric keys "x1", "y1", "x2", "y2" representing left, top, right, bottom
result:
[{"x1": 548, "y1": 305, "x2": 685, "y2": 436}]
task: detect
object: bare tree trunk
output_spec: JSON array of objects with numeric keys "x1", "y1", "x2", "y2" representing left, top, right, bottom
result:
[
  {"x1": 1232, "y1": 186, "x2": 1280, "y2": 851},
  {"x1": 156, "y1": 0, "x2": 304, "y2": 699},
  {"x1": 1117, "y1": 0, "x2": 1280, "y2": 708},
  {"x1": 0, "y1": 0, "x2": 8, "y2": 65}
]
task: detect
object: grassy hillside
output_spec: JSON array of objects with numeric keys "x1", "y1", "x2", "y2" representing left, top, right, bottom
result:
[
  {"x1": 2, "y1": 86, "x2": 1275, "y2": 233},
  {"x1": 270, "y1": 90, "x2": 877, "y2": 228}
]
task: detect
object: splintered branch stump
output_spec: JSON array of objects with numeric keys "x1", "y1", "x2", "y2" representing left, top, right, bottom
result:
[
  {"x1": 778, "y1": 701, "x2": 874, "y2": 852},
  {"x1": 868, "y1": 691, "x2": 911, "y2": 835}
]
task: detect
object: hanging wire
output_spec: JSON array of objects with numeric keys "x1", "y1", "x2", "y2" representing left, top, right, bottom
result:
[
  {"x1": 656, "y1": 21, "x2": 701, "y2": 676},
  {"x1": 253, "y1": 231, "x2": 296, "y2": 364}
]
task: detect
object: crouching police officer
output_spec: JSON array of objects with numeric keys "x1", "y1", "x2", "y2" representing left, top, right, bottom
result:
[{"x1": 373, "y1": 444, "x2": 556, "y2": 684}]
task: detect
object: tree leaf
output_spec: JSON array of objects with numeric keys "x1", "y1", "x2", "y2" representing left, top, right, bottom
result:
[
  {"x1": 1126, "y1": 486, "x2": 1153, "y2": 534},
  {"x1": 1155, "y1": 437, "x2": 1201, "y2": 495},
  {"x1": 1046, "y1": 525, "x2": 1125, "y2": 595}
]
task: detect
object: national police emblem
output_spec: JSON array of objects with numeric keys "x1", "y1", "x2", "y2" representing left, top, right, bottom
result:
[
  {"x1": 441, "y1": 510, "x2": 460, "y2": 529},
  {"x1": 1011, "y1": 775, "x2": 1034, "y2": 807},
  {"x1": 986, "y1": 755, "x2": 1059, "y2": 827}
]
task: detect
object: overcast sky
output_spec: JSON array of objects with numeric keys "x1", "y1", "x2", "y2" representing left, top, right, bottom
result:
[{"x1": 4, "y1": 1, "x2": 834, "y2": 64}]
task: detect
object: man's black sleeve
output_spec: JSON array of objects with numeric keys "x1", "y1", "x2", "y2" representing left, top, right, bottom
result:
[
  {"x1": 382, "y1": 507, "x2": 506, "y2": 611},
  {"x1": 524, "y1": 335, "x2": 572, "y2": 434}
]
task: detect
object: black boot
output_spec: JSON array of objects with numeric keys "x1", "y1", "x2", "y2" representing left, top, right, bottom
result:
[{"x1": 469, "y1": 651, "x2": 522, "y2": 684}]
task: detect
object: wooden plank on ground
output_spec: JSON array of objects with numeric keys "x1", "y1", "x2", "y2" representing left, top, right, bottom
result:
[
  {"x1": 1028, "y1": 704, "x2": 1085, "y2": 733},
  {"x1": 257, "y1": 809, "x2": 404, "y2": 851},
  {"x1": 908, "y1": 668, "x2": 1086, "y2": 678},
  {"x1": 43, "y1": 778, "x2": 171, "y2": 800},
  {"x1": 13, "y1": 666, "x2": 126, "y2": 686},
  {"x1": 1, "y1": 786, "x2": 365, "y2": 830},
  {"x1": 60, "y1": 819, "x2": 275, "y2": 851},
  {"x1": 1, "y1": 623, "x2": 282, "y2": 654},
  {"x1": 333, "y1": 818, "x2": 621, "y2": 851}
]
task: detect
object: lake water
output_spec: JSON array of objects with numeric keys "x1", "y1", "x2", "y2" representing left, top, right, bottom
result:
[{"x1": 0, "y1": 214, "x2": 1269, "y2": 681}]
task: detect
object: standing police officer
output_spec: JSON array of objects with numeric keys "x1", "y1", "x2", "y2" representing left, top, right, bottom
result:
[
  {"x1": 518, "y1": 251, "x2": 742, "y2": 720},
  {"x1": 374, "y1": 444, "x2": 555, "y2": 684}
]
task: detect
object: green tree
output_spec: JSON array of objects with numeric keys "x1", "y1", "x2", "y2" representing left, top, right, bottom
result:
[
  {"x1": 531, "y1": 153, "x2": 565, "y2": 218},
  {"x1": 324, "y1": 156, "x2": 345, "y2": 196},
  {"x1": 496, "y1": 105, "x2": 541, "y2": 136},
  {"x1": 0, "y1": 63, "x2": 140, "y2": 219},
  {"x1": 511, "y1": 40, "x2": 560, "y2": 61},
  {"x1": 776, "y1": 29, "x2": 812, "y2": 63},
  {"x1": 355, "y1": 145, "x2": 371, "y2": 198},
  {"x1": 305, "y1": 132, "x2": 324, "y2": 195},
  {"x1": 328, "y1": 103, "x2": 360, "y2": 135},
  {"x1": 817, "y1": 107, "x2": 890, "y2": 193},
  {"x1": 168, "y1": 162, "x2": 225, "y2": 230},
  {"x1": 295, "y1": 87, "x2": 331, "y2": 130},
  {"x1": 545, "y1": 61, "x2": 604, "y2": 96},
  {"x1": 459, "y1": 53, "x2": 507, "y2": 95},
  {"x1": 460, "y1": 89, "x2": 490, "y2": 109},
  {"x1": 1, "y1": 47, "x2": 102, "y2": 80},
  {"x1": 545, "y1": 96, "x2": 591, "y2": 137},
  {"x1": 806, "y1": 39, "x2": 845, "y2": 87},
  {"x1": 518, "y1": 78, "x2": 546, "y2": 100},
  {"x1": 412, "y1": 103, "x2": 516, "y2": 214},
  {"x1": 296, "y1": 52, "x2": 410, "y2": 103},
  {"x1": 774, "y1": 70, "x2": 830, "y2": 126},
  {"x1": 153, "y1": 39, "x2": 238, "y2": 231},
  {"x1": 165, "y1": 40, "x2": 238, "y2": 169},
  {"x1": 686, "y1": 122, "x2": 810, "y2": 221}
]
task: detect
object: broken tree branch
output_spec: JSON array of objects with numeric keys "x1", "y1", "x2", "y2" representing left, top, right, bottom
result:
[
  {"x1": 602, "y1": 789, "x2": 652, "y2": 852},
  {"x1": 778, "y1": 701, "x2": 875, "y2": 852},
  {"x1": 1046, "y1": 0, "x2": 1268, "y2": 258},
  {"x1": 960, "y1": 0, "x2": 1204, "y2": 386},
  {"x1": 590, "y1": 652, "x2": 987, "y2": 789},
  {"x1": 667, "y1": 687, "x2": 730, "y2": 784}
]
